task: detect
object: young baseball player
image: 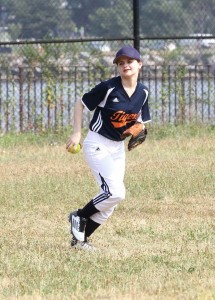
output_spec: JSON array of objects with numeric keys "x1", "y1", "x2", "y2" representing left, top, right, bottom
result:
[{"x1": 66, "y1": 46, "x2": 151, "y2": 250}]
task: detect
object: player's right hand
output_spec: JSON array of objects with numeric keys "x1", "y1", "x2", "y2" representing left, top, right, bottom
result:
[{"x1": 66, "y1": 132, "x2": 81, "y2": 152}]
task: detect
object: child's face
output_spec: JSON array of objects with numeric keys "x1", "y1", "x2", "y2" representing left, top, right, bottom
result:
[{"x1": 117, "y1": 57, "x2": 142, "y2": 78}]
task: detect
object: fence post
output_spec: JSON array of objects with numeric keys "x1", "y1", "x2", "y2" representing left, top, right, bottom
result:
[
  {"x1": 19, "y1": 67, "x2": 24, "y2": 132},
  {"x1": 133, "y1": 0, "x2": 140, "y2": 52}
]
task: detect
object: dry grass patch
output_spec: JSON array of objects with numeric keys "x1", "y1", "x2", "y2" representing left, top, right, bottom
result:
[{"x1": 0, "y1": 130, "x2": 215, "y2": 299}]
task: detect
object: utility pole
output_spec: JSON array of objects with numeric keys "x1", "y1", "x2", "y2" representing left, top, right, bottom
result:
[{"x1": 133, "y1": 0, "x2": 140, "y2": 52}]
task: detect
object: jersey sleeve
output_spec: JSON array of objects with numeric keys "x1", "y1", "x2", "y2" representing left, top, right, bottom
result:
[
  {"x1": 81, "y1": 81, "x2": 108, "y2": 111},
  {"x1": 137, "y1": 88, "x2": 151, "y2": 123},
  {"x1": 141, "y1": 98, "x2": 151, "y2": 123}
]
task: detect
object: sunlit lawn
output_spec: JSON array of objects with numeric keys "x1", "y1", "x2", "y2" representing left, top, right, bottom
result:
[{"x1": 0, "y1": 126, "x2": 215, "y2": 299}]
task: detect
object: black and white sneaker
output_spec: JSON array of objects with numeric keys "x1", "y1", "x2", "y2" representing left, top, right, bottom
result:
[
  {"x1": 71, "y1": 235, "x2": 78, "y2": 247},
  {"x1": 69, "y1": 211, "x2": 87, "y2": 242},
  {"x1": 70, "y1": 237, "x2": 95, "y2": 251}
]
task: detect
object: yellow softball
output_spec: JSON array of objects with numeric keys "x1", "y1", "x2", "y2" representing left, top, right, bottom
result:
[{"x1": 69, "y1": 143, "x2": 81, "y2": 154}]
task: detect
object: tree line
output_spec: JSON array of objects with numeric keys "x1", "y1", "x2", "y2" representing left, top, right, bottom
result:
[{"x1": 0, "y1": 0, "x2": 215, "y2": 41}]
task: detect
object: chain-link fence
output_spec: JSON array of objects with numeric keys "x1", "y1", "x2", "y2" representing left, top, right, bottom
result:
[{"x1": 0, "y1": 0, "x2": 215, "y2": 132}]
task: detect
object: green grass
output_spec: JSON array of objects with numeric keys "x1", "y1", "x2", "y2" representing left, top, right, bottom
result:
[{"x1": 0, "y1": 125, "x2": 215, "y2": 299}]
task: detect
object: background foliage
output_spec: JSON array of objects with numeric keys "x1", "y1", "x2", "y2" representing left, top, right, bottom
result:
[
  {"x1": 1, "y1": 0, "x2": 215, "y2": 39},
  {"x1": 0, "y1": 0, "x2": 215, "y2": 133}
]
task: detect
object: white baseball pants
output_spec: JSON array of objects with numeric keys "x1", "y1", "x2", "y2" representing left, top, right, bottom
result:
[{"x1": 83, "y1": 130, "x2": 126, "y2": 224}]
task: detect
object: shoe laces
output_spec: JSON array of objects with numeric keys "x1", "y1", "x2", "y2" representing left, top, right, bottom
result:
[
  {"x1": 74, "y1": 239, "x2": 96, "y2": 251},
  {"x1": 80, "y1": 241, "x2": 93, "y2": 250}
]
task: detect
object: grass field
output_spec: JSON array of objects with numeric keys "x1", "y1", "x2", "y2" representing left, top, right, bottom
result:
[{"x1": 0, "y1": 125, "x2": 215, "y2": 300}]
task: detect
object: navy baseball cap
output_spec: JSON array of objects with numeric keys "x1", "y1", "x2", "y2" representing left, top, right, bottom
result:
[{"x1": 113, "y1": 46, "x2": 141, "y2": 64}]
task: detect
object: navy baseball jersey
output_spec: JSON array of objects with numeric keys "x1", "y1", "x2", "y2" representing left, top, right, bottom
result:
[{"x1": 82, "y1": 76, "x2": 151, "y2": 141}]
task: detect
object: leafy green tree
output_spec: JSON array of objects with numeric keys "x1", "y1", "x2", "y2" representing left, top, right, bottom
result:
[
  {"x1": 88, "y1": 1, "x2": 132, "y2": 38},
  {"x1": 1, "y1": 0, "x2": 215, "y2": 41},
  {"x1": 66, "y1": 0, "x2": 108, "y2": 35},
  {"x1": 2, "y1": 0, "x2": 76, "y2": 39},
  {"x1": 66, "y1": 0, "x2": 132, "y2": 37},
  {"x1": 186, "y1": 0, "x2": 215, "y2": 34},
  {"x1": 140, "y1": 0, "x2": 215, "y2": 37},
  {"x1": 140, "y1": 0, "x2": 190, "y2": 37}
]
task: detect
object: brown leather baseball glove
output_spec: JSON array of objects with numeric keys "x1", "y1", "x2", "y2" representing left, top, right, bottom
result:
[{"x1": 121, "y1": 123, "x2": 147, "y2": 151}]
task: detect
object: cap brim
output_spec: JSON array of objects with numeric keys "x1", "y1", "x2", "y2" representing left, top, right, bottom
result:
[
  {"x1": 113, "y1": 55, "x2": 127, "y2": 64},
  {"x1": 113, "y1": 55, "x2": 141, "y2": 64}
]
